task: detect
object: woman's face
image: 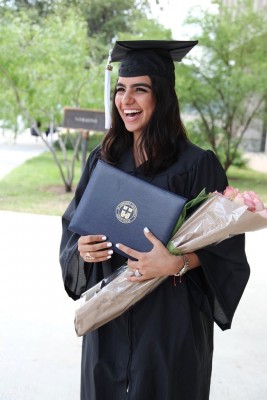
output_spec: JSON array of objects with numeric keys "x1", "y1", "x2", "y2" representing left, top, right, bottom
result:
[{"x1": 115, "y1": 76, "x2": 156, "y2": 139}]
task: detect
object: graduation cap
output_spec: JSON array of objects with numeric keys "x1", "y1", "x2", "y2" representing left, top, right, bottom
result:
[{"x1": 104, "y1": 40, "x2": 198, "y2": 128}]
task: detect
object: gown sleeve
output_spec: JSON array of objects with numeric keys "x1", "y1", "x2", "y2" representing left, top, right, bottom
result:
[
  {"x1": 186, "y1": 149, "x2": 250, "y2": 330},
  {"x1": 59, "y1": 147, "x2": 100, "y2": 300}
]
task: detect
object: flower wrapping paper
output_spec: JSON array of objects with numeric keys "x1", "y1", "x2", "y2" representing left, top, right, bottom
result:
[
  {"x1": 170, "y1": 193, "x2": 267, "y2": 254},
  {"x1": 74, "y1": 192, "x2": 267, "y2": 336}
]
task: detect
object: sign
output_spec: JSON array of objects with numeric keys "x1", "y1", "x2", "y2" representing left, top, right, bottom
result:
[{"x1": 63, "y1": 108, "x2": 105, "y2": 131}]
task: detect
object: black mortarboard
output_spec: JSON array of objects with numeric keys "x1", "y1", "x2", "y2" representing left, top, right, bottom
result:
[
  {"x1": 111, "y1": 40, "x2": 198, "y2": 79},
  {"x1": 104, "y1": 40, "x2": 198, "y2": 128}
]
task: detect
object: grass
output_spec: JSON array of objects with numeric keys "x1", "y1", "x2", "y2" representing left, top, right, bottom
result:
[
  {"x1": 0, "y1": 151, "x2": 266, "y2": 216},
  {"x1": 0, "y1": 151, "x2": 81, "y2": 215},
  {"x1": 227, "y1": 165, "x2": 267, "y2": 204}
]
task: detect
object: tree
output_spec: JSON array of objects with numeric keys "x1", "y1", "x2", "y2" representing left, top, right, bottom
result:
[
  {"x1": 0, "y1": 0, "x2": 55, "y2": 16},
  {"x1": 0, "y1": 8, "x2": 97, "y2": 191},
  {"x1": 0, "y1": 0, "x2": 152, "y2": 46},
  {"x1": 178, "y1": 0, "x2": 267, "y2": 171},
  {"x1": 0, "y1": 2, "x2": 171, "y2": 191}
]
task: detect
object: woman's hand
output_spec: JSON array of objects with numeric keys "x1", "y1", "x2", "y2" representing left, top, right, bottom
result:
[
  {"x1": 116, "y1": 227, "x2": 183, "y2": 281},
  {"x1": 78, "y1": 235, "x2": 113, "y2": 263}
]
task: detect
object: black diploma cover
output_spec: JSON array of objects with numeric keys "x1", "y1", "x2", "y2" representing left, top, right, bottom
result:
[{"x1": 69, "y1": 160, "x2": 187, "y2": 258}]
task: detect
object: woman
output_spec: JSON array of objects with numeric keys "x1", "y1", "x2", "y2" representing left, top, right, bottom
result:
[{"x1": 60, "y1": 41, "x2": 250, "y2": 400}]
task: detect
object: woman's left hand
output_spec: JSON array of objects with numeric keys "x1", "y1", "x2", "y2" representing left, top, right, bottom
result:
[{"x1": 116, "y1": 227, "x2": 182, "y2": 281}]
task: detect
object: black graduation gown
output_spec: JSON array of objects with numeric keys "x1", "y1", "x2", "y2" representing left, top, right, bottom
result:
[{"x1": 59, "y1": 141, "x2": 250, "y2": 400}]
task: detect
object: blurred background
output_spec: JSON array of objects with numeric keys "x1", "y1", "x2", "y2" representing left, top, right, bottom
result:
[
  {"x1": 1, "y1": 0, "x2": 267, "y2": 206},
  {"x1": 0, "y1": 1, "x2": 266, "y2": 399}
]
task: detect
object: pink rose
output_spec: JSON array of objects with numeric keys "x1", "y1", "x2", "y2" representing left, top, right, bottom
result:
[
  {"x1": 220, "y1": 186, "x2": 266, "y2": 217},
  {"x1": 233, "y1": 193, "x2": 247, "y2": 207},
  {"x1": 233, "y1": 191, "x2": 265, "y2": 212},
  {"x1": 223, "y1": 186, "x2": 239, "y2": 200},
  {"x1": 256, "y1": 209, "x2": 267, "y2": 219},
  {"x1": 246, "y1": 191, "x2": 265, "y2": 211}
]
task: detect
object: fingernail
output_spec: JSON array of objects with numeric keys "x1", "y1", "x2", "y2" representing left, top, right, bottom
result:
[
  {"x1": 107, "y1": 255, "x2": 111, "y2": 259},
  {"x1": 108, "y1": 250, "x2": 113, "y2": 255},
  {"x1": 144, "y1": 227, "x2": 150, "y2": 233},
  {"x1": 102, "y1": 236, "x2": 107, "y2": 240},
  {"x1": 107, "y1": 242, "x2": 112, "y2": 247},
  {"x1": 115, "y1": 244, "x2": 120, "y2": 248}
]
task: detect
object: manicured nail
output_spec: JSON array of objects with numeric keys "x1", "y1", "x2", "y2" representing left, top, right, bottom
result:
[
  {"x1": 102, "y1": 236, "x2": 107, "y2": 240},
  {"x1": 107, "y1": 255, "x2": 111, "y2": 259},
  {"x1": 144, "y1": 227, "x2": 150, "y2": 233},
  {"x1": 108, "y1": 250, "x2": 113, "y2": 255},
  {"x1": 107, "y1": 242, "x2": 112, "y2": 247},
  {"x1": 116, "y1": 244, "x2": 120, "y2": 248}
]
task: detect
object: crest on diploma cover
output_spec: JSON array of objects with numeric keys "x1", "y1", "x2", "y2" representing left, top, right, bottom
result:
[{"x1": 116, "y1": 201, "x2": 138, "y2": 224}]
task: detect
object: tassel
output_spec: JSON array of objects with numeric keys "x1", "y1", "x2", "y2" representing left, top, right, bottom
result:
[{"x1": 104, "y1": 50, "x2": 113, "y2": 130}]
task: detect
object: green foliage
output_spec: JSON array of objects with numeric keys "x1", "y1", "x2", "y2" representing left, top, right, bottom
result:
[
  {"x1": 186, "y1": 119, "x2": 212, "y2": 150},
  {"x1": 0, "y1": 0, "x2": 54, "y2": 16},
  {"x1": 87, "y1": 132, "x2": 104, "y2": 151},
  {"x1": 0, "y1": 1, "x2": 171, "y2": 128},
  {"x1": 178, "y1": 0, "x2": 267, "y2": 171},
  {"x1": 0, "y1": 1, "x2": 173, "y2": 191},
  {"x1": 0, "y1": 8, "x2": 94, "y2": 127},
  {"x1": 227, "y1": 165, "x2": 267, "y2": 204},
  {"x1": 168, "y1": 188, "x2": 208, "y2": 255},
  {"x1": 186, "y1": 118, "x2": 247, "y2": 168},
  {"x1": 85, "y1": 1, "x2": 140, "y2": 43}
]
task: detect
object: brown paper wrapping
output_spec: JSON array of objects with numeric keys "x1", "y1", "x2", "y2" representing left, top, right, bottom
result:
[
  {"x1": 75, "y1": 270, "x2": 166, "y2": 335},
  {"x1": 171, "y1": 195, "x2": 267, "y2": 253},
  {"x1": 74, "y1": 194, "x2": 267, "y2": 336}
]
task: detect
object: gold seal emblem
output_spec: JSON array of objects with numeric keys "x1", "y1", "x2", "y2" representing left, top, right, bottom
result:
[{"x1": 116, "y1": 201, "x2": 138, "y2": 224}]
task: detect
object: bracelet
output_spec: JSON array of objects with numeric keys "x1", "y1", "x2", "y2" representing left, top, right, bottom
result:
[{"x1": 174, "y1": 255, "x2": 190, "y2": 278}]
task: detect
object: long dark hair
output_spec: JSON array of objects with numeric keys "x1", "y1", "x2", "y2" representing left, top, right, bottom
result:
[{"x1": 101, "y1": 75, "x2": 188, "y2": 174}]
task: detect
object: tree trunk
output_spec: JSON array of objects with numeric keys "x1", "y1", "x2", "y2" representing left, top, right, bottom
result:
[
  {"x1": 64, "y1": 182, "x2": 72, "y2": 193},
  {"x1": 260, "y1": 98, "x2": 267, "y2": 152},
  {"x1": 81, "y1": 130, "x2": 89, "y2": 173}
]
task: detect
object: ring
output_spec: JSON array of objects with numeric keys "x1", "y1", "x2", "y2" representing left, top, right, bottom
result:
[
  {"x1": 85, "y1": 251, "x2": 95, "y2": 261},
  {"x1": 134, "y1": 269, "x2": 142, "y2": 277}
]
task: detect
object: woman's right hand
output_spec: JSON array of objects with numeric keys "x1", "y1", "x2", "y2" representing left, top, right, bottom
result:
[{"x1": 78, "y1": 235, "x2": 113, "y2": 263}]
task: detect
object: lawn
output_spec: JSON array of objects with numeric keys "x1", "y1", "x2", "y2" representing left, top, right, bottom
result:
[
  {"x1": 0, "y1": 151, "x2": 266, "y2": 216},
  {"x1": 0, "y1": 151, "x2": 81, "y2": 216},
  {"x1": 227, "y1": 165, "x2": 267, "y2": 204}
]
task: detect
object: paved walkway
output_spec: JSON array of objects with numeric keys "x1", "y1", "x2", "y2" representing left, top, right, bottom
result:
[
  {"x1": 0, "y1": 210, "x2": 266, "y2": 399},
  {"x1": 0, "y1": 132, "x2": 267, "y2": 398},
  {"x1": 0, "y1": 131, "x2": 47, "y2": 179},
  {"x1": 0, "y1": 211, "x2": 81, "y2": 400},
  {"x1": 210, "y1": 228, "x2": 267, "y2": 400},
  {"x1": 246, "y1": 151, "x2": 267, "y2": 174}
]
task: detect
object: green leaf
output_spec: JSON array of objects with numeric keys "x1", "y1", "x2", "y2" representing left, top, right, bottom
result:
[{"x1": 166, "y1": 188, "x2": 208, "y2": 254}]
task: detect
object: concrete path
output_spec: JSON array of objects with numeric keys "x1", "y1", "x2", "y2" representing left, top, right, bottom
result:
[
  {"x1": 210, "y1": 228, "x2": 267, "y2": 400},
  {"x1": 0, "y1": 211, "x2": 81, "y2": 400},
  {"x1": 0, "y1": 132, "x2": 47, "y2": 179},
  {"x1": 0, "y1": 132, "x2": 267, "y2": 398},
  {"x1": 246, "y1": 151, "x2": 267, "y2": 174},
  {"x1": 0, "y1": 210, "x2": 267, "y2": 399}
]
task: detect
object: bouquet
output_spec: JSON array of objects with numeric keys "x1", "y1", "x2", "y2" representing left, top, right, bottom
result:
[{"x1": 74, "y1": 187, "x2": 267, "y2": 336}]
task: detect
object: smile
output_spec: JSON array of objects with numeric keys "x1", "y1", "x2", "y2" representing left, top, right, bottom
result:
[{"x1": 124, "y1": 109, "x2": 142, "y2": 117}]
